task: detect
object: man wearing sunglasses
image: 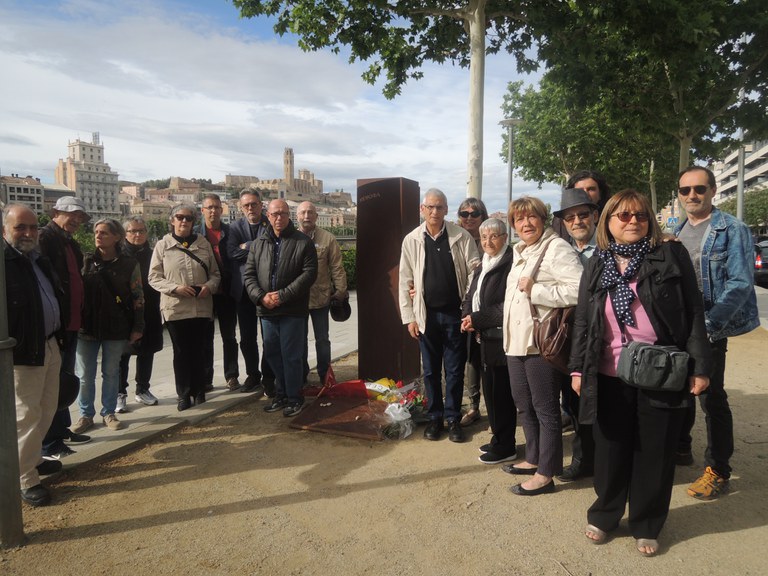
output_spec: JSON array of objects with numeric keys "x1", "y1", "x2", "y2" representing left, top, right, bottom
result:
[
  {"x1": 674, "y1": 166, "x2": 759, "y2": 500},
  {"x1": 552, "y1": 188, "x2": 599, "y2": 483}
]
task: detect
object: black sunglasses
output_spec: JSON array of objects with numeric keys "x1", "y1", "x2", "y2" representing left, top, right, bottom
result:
[
  {"x1": 562, "y1": 210, "x2": 593, "y2": 223},
  {"x1": 678, "y1": 185, "x2": 709, "y2": 196},
  {"x1": 174, "y1": 214, "x2": 194, "y2": 222},
  {"x1": 612, "y1": 211, "x2": 650, "y2": 223},
  {"x1": 459, "y1": 210, "x2": 481, "y2": 218}
]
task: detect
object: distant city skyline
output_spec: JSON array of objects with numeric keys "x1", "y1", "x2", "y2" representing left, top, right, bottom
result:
[{"x1": 0, "y1": 0, "x2": 559, "y2": 215}]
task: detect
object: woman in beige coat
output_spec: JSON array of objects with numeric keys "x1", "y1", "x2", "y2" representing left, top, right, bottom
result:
[
  {"x1": 501, "y1": 196, "x2": 582, "y2": 496},
  {"x1": 149, "y1": 203, "x2": 220, "y2": 411}
]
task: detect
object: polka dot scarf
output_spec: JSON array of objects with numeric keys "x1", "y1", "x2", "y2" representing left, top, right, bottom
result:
[{"x1": 598, "y1": 237, "x2": 651, "y2": 328}]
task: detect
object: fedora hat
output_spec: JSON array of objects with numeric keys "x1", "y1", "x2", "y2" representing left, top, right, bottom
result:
[
  {"x1": 330, "y1": 294, "x2": 351, "y2": 322},
  {"x1": 553, "y1": 188, "x2": 598, "y2": 219}
]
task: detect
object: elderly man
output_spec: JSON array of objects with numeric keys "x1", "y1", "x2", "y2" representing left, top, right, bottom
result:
[
  {"x1": 40, "y1": 196, "x2": 92, "y2": 451},
  {"x1": 399, "y1": 188, "x2": 479, "y2": 442},
  {"x1": 675, "y1": 166, "x2": 759, "y2": 500},
  {"x1": 4, "y1": 204, "x2": 64, "y2": 506},
  {"x1": 227, "y1": 189, "x2": 274, "y2": 396},
  {"x1": 198, "y1": 193, "x2": 240, "y2": 392},
  {"x1": 296, "y1": 201, "x2": 348, "y2": 384},
  {"x1": 552, "y1": 188, "x2": 599, "y2": 482},
  {"x1": 244, "y1": 199, "x2": 318, "y2": 417}
]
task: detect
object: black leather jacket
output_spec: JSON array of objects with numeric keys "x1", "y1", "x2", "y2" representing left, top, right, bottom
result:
[
  {"x1": 4, "y1": 242, "x2": 63, "y2": 365},
  {"x1": 243, "y1": 221, "x2": 318, "y2": 317},
  {"x1": 568, "y1": 241, "x2": 711, "y2": 424},
  {"x1": 39, "y1": 220, "x2": 83, "y2": 327}
]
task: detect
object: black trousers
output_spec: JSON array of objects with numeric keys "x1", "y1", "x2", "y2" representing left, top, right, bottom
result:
[
  {"x1": 119, "y1": 350, "x2": 156, "y2": 395},
  {"x1": 166, "y1": 318, "x2": 211, "y2": 400},
  {"x1": 42, "y1": 331, "x2": 78, "y2": 454},
  {"x1": 588, "y1": 375, "x2": 684, "y2": 540},
  {"x1": 562, "y1": 372, "x2": 595, "y2": 471},
  {"x1": 481, "y1": 359, "x2": 517, "y2": 456},
  {"x1": 205, "y1": 293, "x2": 240, "y2": 384},
  {"x1": 236, "y1": 292, "x2": 274, "y2": 385}
]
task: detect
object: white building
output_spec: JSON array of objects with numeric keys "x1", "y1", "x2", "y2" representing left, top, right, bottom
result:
[{"x1": 713, "y1": 140, "x2": 768, "y2": 204}]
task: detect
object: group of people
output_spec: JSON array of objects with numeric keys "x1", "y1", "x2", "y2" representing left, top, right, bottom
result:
[
  {"x1": 5, "y1": 190, "x2": 347, "y2": 507},
  {"x1": 398, "y1": 167, "x2": 758, "y2": 556}
]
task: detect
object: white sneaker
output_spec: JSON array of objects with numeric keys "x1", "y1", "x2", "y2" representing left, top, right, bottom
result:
[
  {"x1": 135, "y1": 390, "x2": 158, "y2": 406},
  {"x1": 116, "y1": 393, "x2": 128, "y2": 413}
]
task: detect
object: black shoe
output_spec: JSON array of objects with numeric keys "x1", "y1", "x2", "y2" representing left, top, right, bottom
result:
[
  {"x1": 65, "y1": 432, "x2": 92, "y2": 445},
  {"x1": 447, "y1": 420, "x2": 464, "y2": 443},
  {"x1": 510, "y1": 480, "x2": 555, "y2": 496},
  {"x1": 479, "y1": 450, "x2": 518, "y2": 465},
  {"x1": 501, "y1": 463, "x2": 538, "y2": 475},
  {"x1": 177, "y1": 397, "x2": 192, "y2": 412},
  {"x1": 557, "y1": 463, "x2": 593, "y2": 482},
  {"x1": 36, "y1": 459, "x2": 62, "y2": 476},
  {"x1": 264, "y1": 398, "x2": 287, "y2": 413},
  {"x1": 479, "y1": 443, "x2": 493, "y2": 453},
  {"x1": 283, "y1": 402, "x2": 304, "y2": 417},
  {"x1": 241, "y1": 376, "x2": 264, "y2": 396},
  {"x1": 423, "y1": 420, "x2": 444, "y2": 441},
  {"x1": 21, "y1": 484, "x2": 51, "y2": 507},
  {"x1": 205, "y1": 383, "x2": 214, "y2": 392},
  {"x1": 263, "y1": 379, "x2": 276, "y2": 398},
  {"x1": 195, "y1": 393, "x2": 206, "y2": 406}
]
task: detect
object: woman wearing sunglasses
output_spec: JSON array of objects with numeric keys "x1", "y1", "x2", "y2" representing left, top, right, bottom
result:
[
  {"x1": 149, "y1": 204, "x2": 220, "y2": 411},
  {"x1": 569, "y1": 189, "x2": 710, "y2": 556},
  {"x1": 456, "y1": 198, "x2": 488, "y2": 427}
]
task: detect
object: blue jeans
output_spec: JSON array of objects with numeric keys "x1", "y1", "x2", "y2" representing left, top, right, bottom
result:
[
  {"x1": 261, "y1": 315, "x2": 306, "y2": 405},
  {"x1": 76, "y1": 338, "x2": 126, "y2": 418},
  {"x1": 303, "y1": 306, "x2": 331, "y2": 383},
  {"x1": 419, "y1": 307, "x2": 466, "y2": 422}
]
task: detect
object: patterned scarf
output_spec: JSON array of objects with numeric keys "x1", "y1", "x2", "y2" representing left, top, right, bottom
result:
[{"x1": 598, "y1": 237, "x2": 651, "y2": 327}]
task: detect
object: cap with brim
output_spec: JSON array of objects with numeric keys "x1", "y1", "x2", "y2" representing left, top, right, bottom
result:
[
  {"x1": 553, "y1": 188, "x2": 598, "y2": 218},
  {"x1": 53, "y1": 196, "x2": 91, "y2": 221}
]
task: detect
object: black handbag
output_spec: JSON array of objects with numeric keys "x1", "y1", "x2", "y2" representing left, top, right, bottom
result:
[{"x1": 616, "y1": 324, "x2": 689, "y2": 392}]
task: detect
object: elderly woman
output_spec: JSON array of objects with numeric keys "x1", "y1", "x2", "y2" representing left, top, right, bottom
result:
[
  {"x1": 456, "y1": 197, "x2": 489, "y2": 426},
  {"x1": 73, "y1": 219, "x2": 144, "y2": 434},
  {"x1": 569, "y1": 189, "x2": 710, "y2": 556},
  {"x1": 461, "y1": 218, "x2": 517, "y2": 463},
  {"x1": 118, "y1": 216, "x2": 163, "y2": 410},
  {"x1": 149, "y1": 204, "x2": 220, "y2": 411},
  {"x1": 502, "y1": 196, "x2": 582, "y2": 496}
]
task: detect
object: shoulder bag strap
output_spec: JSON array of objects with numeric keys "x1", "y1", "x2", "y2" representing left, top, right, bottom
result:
[
  {"x1": 176, "y1": 246, "x2": 209, "y2": 279},
  {"x1": 527, "y1": 237, "x2": 555, "y2": 321}
]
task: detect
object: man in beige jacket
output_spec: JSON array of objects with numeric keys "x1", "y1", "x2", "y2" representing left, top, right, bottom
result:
[{"x1": 297, "y1": 201, "x2": 348, "y2": 384}]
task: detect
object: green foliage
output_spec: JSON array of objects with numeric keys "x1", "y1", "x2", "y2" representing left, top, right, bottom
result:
[
  {"x1": 146, "y1": 219, "x2": 169, "y2": 243},
  {"x1": 231, "y1": 1, "x2": 539, "y2": 99},
  {"x1": 36, "y1": 214, "x2": 95, "y2": 253},
  {"x1": 715, "y1": 187, "x2": 768, "y2": 234},
  {"x1": 341, "y1": 246, "x2": 356, "y2": 290},
  {"x1": 142, "y1": 178, "x2": 171, "y2": 189}
]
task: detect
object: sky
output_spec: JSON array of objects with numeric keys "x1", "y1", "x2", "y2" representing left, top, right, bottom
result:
[{"x1": 0, "y1": 0, "x2": 559, "y2": 214}]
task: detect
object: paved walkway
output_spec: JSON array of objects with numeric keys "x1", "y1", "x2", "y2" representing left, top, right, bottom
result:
[{"x1": 60, "y1": 293, "x2": 359, "y2": 468}]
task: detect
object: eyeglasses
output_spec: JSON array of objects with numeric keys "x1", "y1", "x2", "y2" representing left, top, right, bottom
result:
[
  {"x1": 422, "y1": 204, "x2": 445, "y2": 212},
  {"x1": 562, "y1": 210, "x2": 593, "y2": 223},
  {"x1": 611, "y1": 211, "x2": 650, "y2": 223},
  {"x1": 678, "y1": 185, "x2": 709, "y2": 196},
  {"x1": 480, "y1": 233, "x2": 507, "y2": 242},
  {"x1": 268, "y1": 211, "x2": 290, "y2": 218},
  {"x1": 459, "y1": 210, "x2": 481, "y2": 218},
  {"x1": 126, "y1": 229, "x2": 147, "y2": 235},
  {"x1": 174, "y1": 214, "x2": 194, "y2": 222},
  {"x1": 203, "y1": 205, "x2": 222, "y2": 210}
]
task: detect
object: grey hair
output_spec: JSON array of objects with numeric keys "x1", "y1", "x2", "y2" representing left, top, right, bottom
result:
[
  {"x1": 123, "y1": 215, "x2": 146, "y2": 230},
  {"x1": 93, "y1": 218, "x2": 126, "y2": 248},
  {"x1": 423, "y1": 188, "x2": 448, "y2": 206},
  {"x1": 169, "y1": 203, "x2": 198, "y2": 224},
  {"x1": 458, "y1": 197, "x2": 489, "y2": 220},
  {"x1": 479, "y1": 218, "x2": 507, "y2": 236}
]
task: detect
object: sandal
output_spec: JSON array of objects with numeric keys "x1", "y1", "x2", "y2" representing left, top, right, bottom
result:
[
  {"x1": 585, "y1": 524, "x2": 607, "y2": 544},
  {"x1": 636, "y1": 538, "x2": 659, "y2": 557}
]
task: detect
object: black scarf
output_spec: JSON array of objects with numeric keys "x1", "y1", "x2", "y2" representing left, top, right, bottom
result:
[
  {"x1": 598, "y1": 237, "x2": 651, "y2": 328},
  {"x1": 172, "y1": 232, "x2": 196, "y2": 248}
]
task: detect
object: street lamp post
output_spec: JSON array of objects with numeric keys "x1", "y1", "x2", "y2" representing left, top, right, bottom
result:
[{"x1": 499, "y1": 118, "x2": 523, "y2": 208}]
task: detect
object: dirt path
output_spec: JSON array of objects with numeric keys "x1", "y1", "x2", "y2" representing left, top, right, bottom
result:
[{"x1": 2, "y1": 329, "x2": 767, "y2": 576}]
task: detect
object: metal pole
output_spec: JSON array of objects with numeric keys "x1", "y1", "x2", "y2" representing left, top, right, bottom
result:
[
  {"x1": 0, "y1": 210, "x2": 25, "y2": 548},
  {"x1": 736, "y1": 145, "x2": 746, "y2": 222},
  {"x1": 507, "y1": 124, "x2": 514, "y2": 207}
]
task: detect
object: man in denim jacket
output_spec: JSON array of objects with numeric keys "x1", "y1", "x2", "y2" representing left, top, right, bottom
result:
[{"x1": 674, "y1": 166, "x2": 759, "y2": 500}]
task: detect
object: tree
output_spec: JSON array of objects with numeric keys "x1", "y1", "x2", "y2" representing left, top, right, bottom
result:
[
  {"x1": 537, "y1": 0, "x2": 768, "y2": 171},
  {"x1": 717, "y1": 186, "x2": 768, "y2": 234},
  {"x1": 231, "y1": 0, "x2": 543, "y2": 199},
  {"x1": 146, "y1": 219, "x2": 169, "y2": 243},
  {"x1": 501, "y1": 76, "x2": 680, "y2": 210}
]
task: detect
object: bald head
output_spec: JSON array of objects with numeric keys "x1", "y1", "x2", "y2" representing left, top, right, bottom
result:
[
  {"x1": 3, "y1": 203, "x2": 39, "y2": 254},
  {"x1": 267, "y1": 199, "x2": 291, "y2": 236},
  {"x1": 297, "y1": 201, "x2": 318, "y2": 234}
]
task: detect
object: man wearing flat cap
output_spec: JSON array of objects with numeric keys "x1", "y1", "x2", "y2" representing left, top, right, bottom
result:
[
  {"x1": 39, "y1": 196, "x2": 93, "y2": 458},
  {"x1": 552, "y1": 188, "x2": 599, "y2": 483}
]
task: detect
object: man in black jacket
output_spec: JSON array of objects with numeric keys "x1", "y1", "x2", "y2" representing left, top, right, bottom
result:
[
  {"x1": 3, "y1": 204, "x2": 64, "y2": 506},
  {"x1": 244, "y1": 199, "x2": 317, "y2": 417}
]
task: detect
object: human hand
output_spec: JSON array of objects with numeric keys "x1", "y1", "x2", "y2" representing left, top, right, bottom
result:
[
  {"x1": 129, "y1": 332, "x2": 143, "y2": 344},
  {"x1": 174, "y1": 285, "x2": 197, "y2": 298},
  {"x1": 197, "y1": 285, "x2": 210, "y2": 298},
  {"x1": 571, "y1": 375, "x2": 582, "y2": 396},
  {"x1": 460, "y1": 315, "x2": 474, "y2": 332},
  {"x1": 690, "y1": 375, "x2": 710, "y2": 396},
  {"x1": 518, "y1": 276, "x2": 534, "y2": 295},
  {"x1": 407, "y1": 321, "x2": 420, "y2": 339}
]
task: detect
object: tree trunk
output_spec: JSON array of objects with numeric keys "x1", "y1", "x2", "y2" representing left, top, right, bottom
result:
[
  {"x1": 649, "y1": 159, "x2": 657, "y2": 214},
  {"x1": 465, "y1": 1, "x2": 486, "y2": 199},
  {"x1": 678, "y1": 133, "x2": 692, "y2": 172}
]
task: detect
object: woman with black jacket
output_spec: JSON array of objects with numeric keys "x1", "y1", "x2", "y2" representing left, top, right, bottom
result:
[
  {"x1": 460, "y1": 218, "x2": 517, "y2": 464},
  {"x1": 569, "y1": 189, "x2": 710, "y2": 556}
]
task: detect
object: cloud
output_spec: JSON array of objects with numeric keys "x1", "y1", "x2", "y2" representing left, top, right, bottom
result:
[{"x1": 0, "y1": 0, "x2": 559, "y2": 214}]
